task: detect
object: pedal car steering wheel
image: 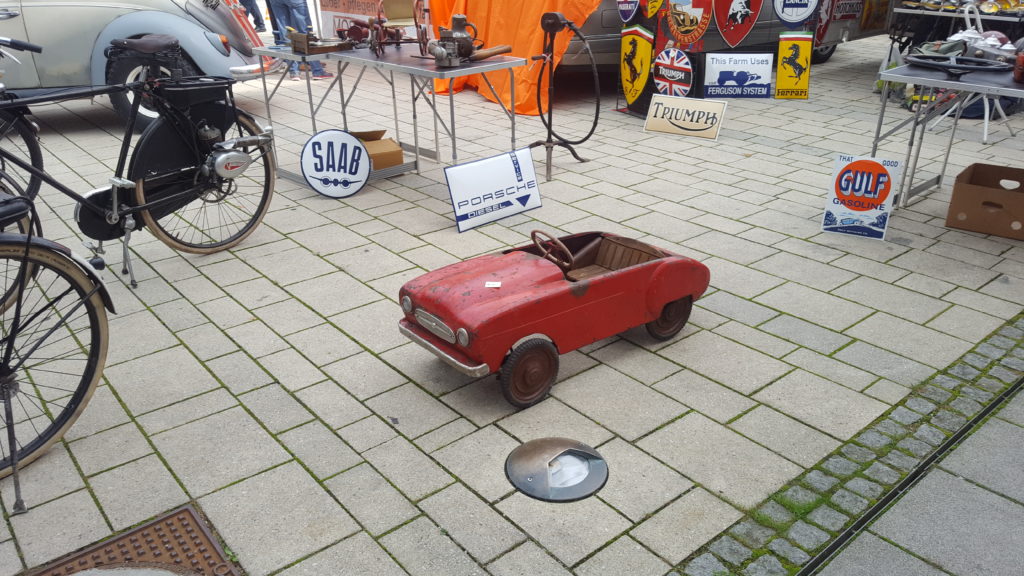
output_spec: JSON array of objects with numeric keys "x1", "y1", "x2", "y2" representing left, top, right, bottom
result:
[{"x1": 531, "y1": 230, "x2": 574, "y2": 271}]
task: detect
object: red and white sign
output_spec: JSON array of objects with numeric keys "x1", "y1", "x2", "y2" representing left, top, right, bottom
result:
[{"x1": 715, "y1": 0, "x2": 764, "y2": 48}]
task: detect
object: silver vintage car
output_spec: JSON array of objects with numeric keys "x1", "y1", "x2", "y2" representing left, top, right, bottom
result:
[{"x1": 0, "y1": 0, "x2": 264, "y2": 122}]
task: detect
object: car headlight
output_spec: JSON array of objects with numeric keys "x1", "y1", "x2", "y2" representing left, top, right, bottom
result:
[
  {"x1": 401, "y1": 295, "x2": 413, "y2": 314},
  {"x1": 456, "y1": 328, "x2": 470, "y2": 347}
]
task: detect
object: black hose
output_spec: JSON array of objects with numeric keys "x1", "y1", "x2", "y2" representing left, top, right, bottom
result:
[{"x1": 535, "y1": 24, "x2": 600, "y2": 146}]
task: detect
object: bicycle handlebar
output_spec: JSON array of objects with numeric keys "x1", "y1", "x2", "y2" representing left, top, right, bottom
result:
[{"x1": 0, "y1": 37, "x2": 42, "y2": 53}]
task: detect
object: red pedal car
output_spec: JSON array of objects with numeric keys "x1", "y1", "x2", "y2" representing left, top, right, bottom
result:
[{"x1": 398, "y1": 230, "x2": 711, "y2": 407}]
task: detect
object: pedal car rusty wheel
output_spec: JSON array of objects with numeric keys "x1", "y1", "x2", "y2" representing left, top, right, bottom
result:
[
  {"x1": 645, "y1": 296, "x2": 692, "y2": 341},
  {"x1": 500, "y1": 338, "x2": 559, "y2": 408}
]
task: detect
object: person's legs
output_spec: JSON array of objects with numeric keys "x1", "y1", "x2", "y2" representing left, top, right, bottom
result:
[
  {"x1": 293, "y1": 0, "x2": 331, "y2": 78},
  {"x1": 238, "y1": 0, "x2": 265, "y2": 31},
  {"x1": 268, "y1": 0, "x2": 301, "y2": 76},
  {"x1": 265, "y1": 1, "x2": 284, "y2": 44}
]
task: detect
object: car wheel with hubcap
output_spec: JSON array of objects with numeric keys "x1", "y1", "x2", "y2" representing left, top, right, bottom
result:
[
  {"x1": 645, "y1": 296, "x2": 692, "y2": 341},
  {"x1": 500, "y1": 338, "x2": 559, "y2": 408}
]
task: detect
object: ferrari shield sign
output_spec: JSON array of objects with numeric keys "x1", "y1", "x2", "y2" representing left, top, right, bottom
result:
[
  {"x1": 621, "y1": 25, "x2": 654, "y2": 104},
  {"x1": 775, "y1": 31, "x2": 812, "y2": 98},
  {"x1": 715, "y1": 0, "x2": 763, "y2": 48},
  {"x1": 823, "y1": 155, "x2": 901, "y2": 240},
  {"x1": 446, "y1": 149, "x2": 541, "y2": 232}
]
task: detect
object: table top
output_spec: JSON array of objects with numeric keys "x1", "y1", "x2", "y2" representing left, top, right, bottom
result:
[
  {"x1": 254, "y1": 45, "x2": 340, "y2": 61},
  {"x1": 880, "y1": 64, "x2": 1024, "y2": 98},
  {"x1": 892, "y1": 7, "x2": 1024, "y2": 22},
  {"x1": 328, "y1": 48, "x2": 526, "y2": 79}
]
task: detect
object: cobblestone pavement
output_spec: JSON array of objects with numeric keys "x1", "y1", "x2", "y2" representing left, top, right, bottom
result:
[{"x1": 1, "y1": 34, "x2": 1022, "y2": 576}]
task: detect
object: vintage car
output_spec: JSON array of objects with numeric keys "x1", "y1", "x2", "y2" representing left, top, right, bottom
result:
[{"x1": 398, "y1": 230, "x2": 711, "y2": 408}]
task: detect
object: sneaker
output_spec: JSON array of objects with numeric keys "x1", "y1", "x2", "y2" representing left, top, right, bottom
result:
[
  {"x1": 312, "y1": 71, "x2": 334, "y2": 80},
  {"x1": 255, "y1": 26, "x2": 267, "y2": 32}
]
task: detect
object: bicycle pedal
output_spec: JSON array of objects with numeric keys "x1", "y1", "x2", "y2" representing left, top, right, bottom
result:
[
  {"x1": 88, "y1": 256, "x2": 106, "y2": 271},
  {"x1": 82, "y1": 240, "x2": 105, "y2": 255}
]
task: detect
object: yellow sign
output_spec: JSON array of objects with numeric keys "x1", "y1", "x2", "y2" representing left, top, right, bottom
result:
[
  {"x1": 775, "y1": 32, "x2": 812, "y2": 99},
  {"x1": 621, "y1": 25, "x2": 654, "y2": 105},
  {"x1": 648, "y1": 0, "x2": 665, "y2": 17},
  {"x1": 644, "y1": 94, "x2": 727, "y2": 140}
]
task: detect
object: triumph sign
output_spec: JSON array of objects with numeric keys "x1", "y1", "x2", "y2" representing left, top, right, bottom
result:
[{"x1": 643, "y1": 94, "x2": 728, "y2": 140}]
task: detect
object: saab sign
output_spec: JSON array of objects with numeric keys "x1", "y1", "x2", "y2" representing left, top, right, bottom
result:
[
  {"x1": 445, "y1": 148, "x2": 542, "y2": 232},
  {"x1": 644, "y1": 93, "x2": 728, "y2": 140}
]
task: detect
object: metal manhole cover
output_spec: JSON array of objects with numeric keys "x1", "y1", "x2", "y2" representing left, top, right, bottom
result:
[{"x1": 29, "y1": 505, "x2": 238, "y2": 576}]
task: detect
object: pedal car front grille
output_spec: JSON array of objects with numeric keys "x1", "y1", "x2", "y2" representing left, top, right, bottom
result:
[{"x1": 415, "y1": 309, "x2": 456, "y2": 343}]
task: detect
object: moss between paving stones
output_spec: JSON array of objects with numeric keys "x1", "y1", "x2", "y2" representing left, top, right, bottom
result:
[{"x1": 677, "y1": 313, "x2": 1024, "y2": 575}]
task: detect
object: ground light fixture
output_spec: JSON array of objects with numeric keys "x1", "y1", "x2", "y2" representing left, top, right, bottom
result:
[{"x1": 504, "y1": 437, "x2": 608, "y2": 502}]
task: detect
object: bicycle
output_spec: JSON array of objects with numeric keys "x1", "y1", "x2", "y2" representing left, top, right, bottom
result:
[
  {"x1": 0, "y1": 171, "x2": 111, "y2": 514},
  {"x1": 0, "y1": 34, "x2": 276, "y2": 287}
]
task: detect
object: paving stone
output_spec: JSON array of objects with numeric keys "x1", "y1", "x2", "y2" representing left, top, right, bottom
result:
[
  {"x1": 822, "y1": 456, "x2": 860, "y2": 478},
  {"x1": 589, "y1": 339, "x2": 682, "y2": 384},
  {"x1": 730, "y1": 406, "x2": 840, "y2": 467},
  {"x1": 845, "y1": 477, "x2": 884, "y2": 500},
  {"x1": 730, "y1": 520, "x2": 776, "y2": 549},
  {"x1": 816, "y1": 531, "x2": 948, "y2": 576},
  {"x1": 962, "y1": 352, "x2": 991, "y2": 369},
  {"x1": 988, "y1": 335, "x2": 1016, "y2": 349},
  {"x1": 898, "y1": 437, "x2": 934, "y2": 458},
  {"x1": 279, "y1": 421, "x2": 362, "y2": 480},
  {"x1": 753, "y1": 370, "x2": 888, "y2": 440},
  {"x1": 744, "y1": 554, "x2": 787, "y2": 576},
  {"x1": 106, "y1": 346, "x2": 220, "y2": 415},
  {"x1": 803, "y1": 470, "x2": 839, "y2": 493},
  {"x1": 276, "y1": 532, "x2": 407, "y2": 576},
  {"x1": 977, "y1": 377, "x2": 1007, "y2": 393},
  {"x1": 989, "y1": 365, "x2": 1020, "y2": 384},
  {"x1": 575, "y1": 536, "x2": 671, "y2": 576},
  {"x1": 487, "y1": 543, "x2": 572, "y2": 576},
  {"x1": 699, "y1": 291, "x2": 779, "y2": 326},
  {"x1": 930, "y1": 374, "x2": 963, "y2": 390},
  {"x1": 807, "y1": 505, "x2": 850, "y2": 532},
  {"x1": 381, "y1": 516, "x2": 486, "y2": 576},
  {"x1": 553, "y1": 365, "x2": 684, "y2": 440},
  {"x1": 240, "y1": 384, "x2": 314, "y2": 433},
  {"x1": 874, "y1": 419, "x2": 908, "y2": 438},
  {"x1": 709, "y1": 535, "x2": 752, "y2": 566},
  {"x1": 787, "y1": 520, "x2": 829, "y2": 552},
  {"x1": 498, "y1": 492, "x2": 630, "y2": 566},
  {"x1": 960, "y1": 386, "x2": 995, "y2": 403},
  {"x1": 914, "y1": 424, "x2": 947, "y2": 447},
  {"x1": 760, "y1": 314, "x2": 851, "y2": 354},
  {"x1": 324, "y1": 352, "x2": 407, "y2": 401},
  {"x1": 999, "y1": 325, "x2": 1024, "y2": 339},
  {"x1": 364, "y1": 436, "x2": 453, "y2": 501},
  {"x1": 595, "y1": 438, "x2": 693, "y2": 522},
  {"x1": 831, "y1": 489, "x2": 870, "y2": 515},
  {"x1": 296, "y1": 381, "x2": 371, "y2": 429},
  {"x1": 781, "y1": 485, "x2": 819, "y2": 507},
  {"x1": 69, "y1": 422, "x2": 151, "y2": 476},
  {"x1": 416, "y1": 418, "x2": 478, "y2": 453},
  {"x1": 768, "y1": 538, "x2": 810, "y2": 565},
  {"x1": 654, "y1": 369, "x2": 756, "y2": 424},
  {"x1": 856, "y1": 430, "x2": 890, "y2": 450},
  {"x1": 206, "y1": 350, "x2": 275, "y2": 394},
  {"x1": 339, "y1": 415, "x2": 398, "y2": 453},
  {"x1": 420, "y1": 483, "x2": 525, "y2": 563},
  {"x1": 90, "y1": 455, "x2": 188, "y2": 531},
  {"x1": 975, "y1": 342, "x2": 1005, "y2": 359},
  {"x1": 199, "y1": 462, "x2": 359, "y2": 576},
  {"x1": 639, "y1": 413, "x2": 802, "y2": 509},
  {"x1": 905, "y1": 397, "x2": 938, "y2": 415},
  {"x1": 949, "y1": 363, "x2": 981, "y2": 381},
  {"x1": 834, "y1": 342, "x2": 934, "y2": 387},
  {"x1": 864, "y1": 379, "x2": 911, "y2": 405},
  {"x1": 918, "y1": 385, "x2": 952, "y2": 404},
  {"x1": 661, "y1": 331, "x2": 792, "y2": 395},
  {"x1": 0, "y1": 540, "x2": 22, "y2": 576},
  {"x1": 889, "y1": 406, "x2": 923, "y2": 426},
  {"x1": 1002, "y1": 356, "x2": 1024, "y2": 371},
  {"x1": 941, "y1": 418, "x2": 1024, "y2": 502},
  {"x1": 367, "y1": 383, "x2": 458, "y2": 438},
  {"x1": 496, "y1": 398, "x2": 612, "y2": 449},
  {"x1": 932, "y1": 410, "x2": 968, "y2": 432},
  {"x1": 684, "y1": 553, "x2": 730, "y2": 576},
  {"x1": 758, "y1": 500, "x2": 795, "y2": 525},
  {"x1": 881, "y1": 449, "x2": 921, "y2": 472},
  {"x1": 630, "y1": 488, "x2": 743, "y2": 564},
  {"x1": 151, "y1": 407, "x2": 290, "y2": 496},
  {"x1": 10, "y1": 489, "x2": 109, "y2": 567},
  {"x1": 842, "y1": 444, "x2": 876, "y2": 463},
  {"x1": 845, "y1": 313, "x2": 973, "y2": 369},
  {"x1": 783, "y1": 348, "x2": 879, "y2": 392},
  {"x1": 435, "y1": 426, "x2": 519, "y2": 502}
]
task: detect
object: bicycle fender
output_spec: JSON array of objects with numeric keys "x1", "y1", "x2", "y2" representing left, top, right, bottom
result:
[{"x1": 0, "y1": 233, "x2": 116, "y2": 314}]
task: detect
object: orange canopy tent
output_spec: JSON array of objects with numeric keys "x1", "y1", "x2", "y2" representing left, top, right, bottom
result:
[{"x1": 429, "y1": 0, "x2": 602, "y2": 115}]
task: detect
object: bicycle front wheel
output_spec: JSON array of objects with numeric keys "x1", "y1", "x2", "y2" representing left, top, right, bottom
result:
[
  {"x1": 0, "y1": 243, "x2": 108, "y2": 478},
  {"x1": 0, "y1": 111, "x2": 43, "y2": 200},
  {"x1": 133, "y1": 105, "x2": 275, "y2": 254}
]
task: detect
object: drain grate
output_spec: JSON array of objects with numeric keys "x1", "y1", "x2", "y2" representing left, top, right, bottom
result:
[{"x1": 30, "y1": 505, "x2": 238, "y2": 576}]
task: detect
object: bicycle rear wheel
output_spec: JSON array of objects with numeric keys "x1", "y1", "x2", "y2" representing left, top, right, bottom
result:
[
  {"x1": 0, "y1": 111, "x2": 43, "y2": 200},
  {"x1": 131, "y1": 103, "x2": 275, "y2": 254},
  {"x1": 0, "y1": 242, "x2": 108, "y2": 478}
]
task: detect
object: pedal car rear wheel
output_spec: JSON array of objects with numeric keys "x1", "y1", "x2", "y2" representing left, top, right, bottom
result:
[
  {"x1": 645, "y1": 296, "x2": 692, "y2": 341},
  {"x1": 500, "y1": 338, "x2": 558, "y2": 408}
]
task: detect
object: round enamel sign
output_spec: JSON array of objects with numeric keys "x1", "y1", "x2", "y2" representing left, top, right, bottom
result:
[{"x1": 300, "y1": 130, "x2": 372, "y2": 198}]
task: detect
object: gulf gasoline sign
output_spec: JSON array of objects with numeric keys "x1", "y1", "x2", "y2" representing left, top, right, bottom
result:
[{"x1": 822, "y1": 154, "x2": 901, "y2": 240}]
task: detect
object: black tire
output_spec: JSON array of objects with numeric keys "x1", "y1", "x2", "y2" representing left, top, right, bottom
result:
[
  {"x1": 0, "y1": 242, "x2": 108, "y2": 478},
  {"x1": 500, "y1": 338, "x2": 559, "y2": 408},
  {"x1": 0, "y1": 111, "x2": 42, "y2": 201},
  {"x1": 811, "y1": 45, "x2": 837, "y2": 65},
  {"x1": 645, "y1": 296, "x2": 692, "y2": 341},
  {"x1": 107, "y1": 56, "x2": 199, "y2": 131},
  {"x1": 131, "y1": 104, "x2": 275, "y2": 254}
]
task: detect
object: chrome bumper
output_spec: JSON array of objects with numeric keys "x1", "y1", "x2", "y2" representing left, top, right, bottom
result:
[{"x1": 399, "y1": 323, "x2": 491, "y2": 378}]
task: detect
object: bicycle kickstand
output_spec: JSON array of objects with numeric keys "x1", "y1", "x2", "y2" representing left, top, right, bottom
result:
[{"x1": 121, "y1": 214, "x2": 138, "y2": 289}]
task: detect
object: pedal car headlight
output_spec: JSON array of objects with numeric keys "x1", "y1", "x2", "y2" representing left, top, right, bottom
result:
[
  {"x1": 401, "y1": 295, "x2": 413, "y2": 314},
  {"x1": 456, "y1": 328, "x2": 470, "y2": 347}
]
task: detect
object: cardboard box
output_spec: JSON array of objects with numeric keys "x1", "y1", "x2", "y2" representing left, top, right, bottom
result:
[
  {"x1": 945, "y1": 163, "x2": 1024, "y2": 241},
  {"x1": 351, "y1": 130, "x2": 404, "y2": 171}
]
